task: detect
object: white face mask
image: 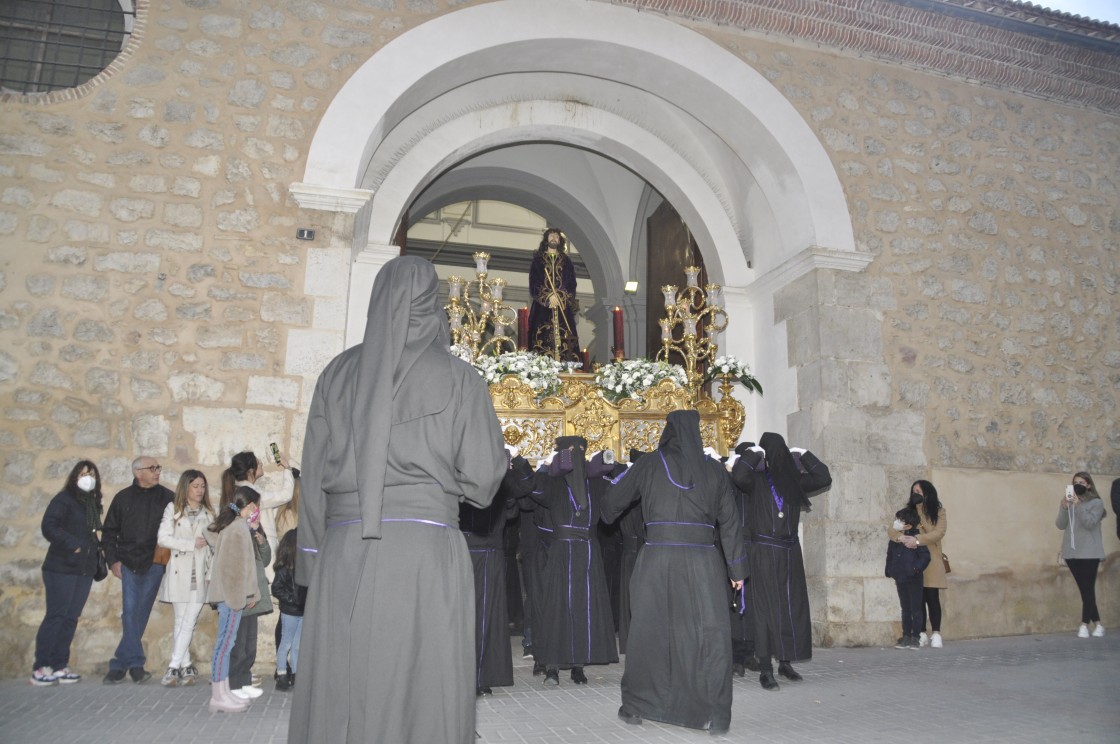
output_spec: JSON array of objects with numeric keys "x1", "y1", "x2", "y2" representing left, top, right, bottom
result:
[
  {"x1": 77, "y1": 474, "x2": 96, "y2": 492},
  {"x1": 892, "y1": 519, "x2": 906, "y2": 531}
]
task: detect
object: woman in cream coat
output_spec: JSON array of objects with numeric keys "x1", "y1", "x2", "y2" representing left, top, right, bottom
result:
[
  {"x1": 157, "y1": 470, "x2": 216, "y2": 687},
  {"x1": 888, "y1": 480, "x2": 947, "y2": 647}
]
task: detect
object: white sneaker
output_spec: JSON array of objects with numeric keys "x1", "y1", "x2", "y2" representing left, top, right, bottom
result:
[
  {"x1": 30, "y1": 667, "x2": 58, "y2": 687},
  {"x1": 1077, "y1": 623, "x2": 1090, "y2": 638},
  {"x1": 1091, "y1": 623, "x2": 1105, "y2": 638},
  {"x1": 930, "y1": 632, "x2": 943, "y2": 649},
  {"x1": 53, "y1": 667, "x2": 81, "y2": 684},
  {"x1": 232, "y1": 685, "x2": 264, "y2": 699},
  {"x1": 918, "y1": 632, "x2": 929, "y2": 647}
]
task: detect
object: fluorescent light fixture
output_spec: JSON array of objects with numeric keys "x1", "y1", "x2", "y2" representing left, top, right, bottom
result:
[{"x1": 624, "y1": 281, "x2": 639, "y2": 294}]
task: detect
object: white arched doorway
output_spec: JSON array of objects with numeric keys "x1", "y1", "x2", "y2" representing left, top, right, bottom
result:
[{"x1": 290, "y1": 0, "x2": 867, "y2": 437}]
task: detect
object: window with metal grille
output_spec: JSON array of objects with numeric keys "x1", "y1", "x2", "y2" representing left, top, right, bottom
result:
[{"x1": 0, "y1": 0, "x2": 134, "y2": 95}]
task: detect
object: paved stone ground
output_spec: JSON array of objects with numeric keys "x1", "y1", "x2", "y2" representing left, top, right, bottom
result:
[{"x1": 1, "y1": 632, "x2": 1116, "y2": 743}]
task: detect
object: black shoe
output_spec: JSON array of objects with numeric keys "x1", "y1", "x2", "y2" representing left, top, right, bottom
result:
[
  {"x1": 617, "y1": 706, "x2": 642, "y2": 726},
  {"x1": 759, "y1": 670, "x2": 780, "y2": 691},
  {"x1": 275, "y1": 673, "x2": 292, "y2": 691},
  {"x1": 476, "y1": 686, "x2": 492, "y2": 696},
  {"x1": 532, "y1": 661, "x2": 544, "y2": 676},
  {"x1": 732, "y1": 662, "x2": 745, "y2": 678},
  {"x1": 743, "y1": 656, "x2": 761, "y2": 673},
  {"x1": 710, "y1": 723, "x2": 730, "y2": 736},
  {"x1": 570, "y1": 667, "x2": 587, "y2": 684},
  {"x1": 777, "y1": 661, "x2": 802, "y2": 682},
  {"x1": 128, "y1": 667, "x2": 151, "y2": 684},
  {"x1": 522, "y1": 646, "x2": 533, "y2": 659},
  {"x1": 543, "y1": 669, "x2": 559, "y2": 686},
  {"x1": 102, "y1": 668, "x2": 127, "y2": 685}
]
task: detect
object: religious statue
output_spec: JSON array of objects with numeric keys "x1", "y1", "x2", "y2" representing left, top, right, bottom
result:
[{"x1": 528, "y1": 227, "x2": 580, "y2": 361}]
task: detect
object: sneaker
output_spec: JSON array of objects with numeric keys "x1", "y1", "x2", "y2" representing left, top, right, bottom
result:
[
  {"x1": 231, "y1": 685, "x2": 264, "y2": 699},
  {"x1": 1092, "y1": 623, "x2": 1105, "y2": 638},
  {"x1": 30, "y1": 667, "x2": 59, "y2": 687},
  {"x1": 129, "y1": 667, "x2": 152, "y2": 684},
  {"x1": 918, "y1": 632, "x2": 929, "y2": 647},
  {"x1": 1078, "y1": 623, "x2": 1090, "y2": 638},
  {"x1": 179, "y1": 665, "x2": 198, "y2": 686},
  {"x1": 907, "y1": 636, "x2": 921, "y2": 650},
  {"x1": 53, "y1": 667, "x2": 81, "y2": 684},
  {"x1": 930, "y1": 631, "x2": 943, "y2": 648},
  {"x1": 160, "y1": 667, "x2": 180, "y2": 687},
  {"x1": 894, "y1": 636, "x2": 908, "y2": 649},
  {"x1": 102, "y1": 668, "x2": 127, "y2": 685}
]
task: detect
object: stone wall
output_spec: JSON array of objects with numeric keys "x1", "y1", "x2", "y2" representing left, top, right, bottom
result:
[{"x1": 0, "y1": 0, "x2": 1117, "y2": 678}]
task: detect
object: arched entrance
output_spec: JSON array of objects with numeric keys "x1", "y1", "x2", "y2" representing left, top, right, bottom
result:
[{"x1": 290, "y1": 0, "x2": 866, "y2": 437}]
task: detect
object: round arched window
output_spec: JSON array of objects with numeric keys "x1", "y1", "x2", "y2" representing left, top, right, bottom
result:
[{"x1": 0, "y1": 0, "x2": 134, "y2": 95}]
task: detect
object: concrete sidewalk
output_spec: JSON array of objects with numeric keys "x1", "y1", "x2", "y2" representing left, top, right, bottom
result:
[{"x1": 1, "y1": 632, "x2": 1116, "y2": 743}]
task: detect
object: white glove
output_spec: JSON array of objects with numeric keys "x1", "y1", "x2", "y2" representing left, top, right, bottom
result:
[
  {"x1": 790, "y1": 447, "x2": 806, "y2": 455},
  {"x1": 748, "y1": 445, "x2": 765, "y2": 455},
  {"x1": 504, "y1": 443, "x2": 520, "y2": 459},
  {"x1": 724, "y1": 452, "x2": 740, "y2": 472},
  {"x1": 703, "y1": 446, "x2": 720, "y2": 460},
  {"x1": 538, "y1": 452, "x2": 555, "y2": 468}
]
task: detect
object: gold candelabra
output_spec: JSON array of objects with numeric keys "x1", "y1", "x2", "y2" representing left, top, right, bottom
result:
[
  {"x1": 655, "y1": 266, "x2": 727, "y2": 401},
  {"x1": 445, "y1": 252, "x2": 518, "y2": 358}
]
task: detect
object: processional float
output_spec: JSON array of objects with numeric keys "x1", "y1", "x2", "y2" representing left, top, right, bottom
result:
[{"x1": 445, "y1": 252, "x2": 759, "y2": 462}]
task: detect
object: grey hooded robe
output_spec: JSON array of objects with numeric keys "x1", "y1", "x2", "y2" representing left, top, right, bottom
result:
[{"x1": 289, "y1": 256, "x2": 507, "y2": 744}]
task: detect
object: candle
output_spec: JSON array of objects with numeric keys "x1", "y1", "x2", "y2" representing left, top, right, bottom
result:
[
  {"x1": 473, "y1": 252, "x2": 490, "y2": 274},
  {"x1": 493, "y1": 321, "x2": 505, "y2": 337},
  {"x1": 448, "y1": 276, "x2": 463, "y2": 300},
  {"x1": 517, "y1": 307, "x2": 529, "y2": 350},
  {"x1": 685, "y1": 266, "x2": 700, "y2": 288},
  {"x1": 662, "y1": 285, "x2": 677, "y2": 310},
  {"x1": 705, "y1": 283, "x2": 720, "y2": 307},
  {"x1": 491, "y1": 278, "x2": 505, "y2": 301},
  {"x1": 659, "y1": 318, "x2": 671, "y2": 342},
  {"x1": 581, "y1": 348, "x2": 590, "y2": 372},
  {"x1": 612, "y1": 306, "x2": 624, "y2": 358},
  {"x1": 684, "y1": 317, "x2": 698, "y2": 337}
]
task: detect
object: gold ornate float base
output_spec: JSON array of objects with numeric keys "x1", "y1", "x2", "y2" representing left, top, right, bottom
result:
[{"x1": 491, "y1": 373, "x2": 744, "y2": 462}]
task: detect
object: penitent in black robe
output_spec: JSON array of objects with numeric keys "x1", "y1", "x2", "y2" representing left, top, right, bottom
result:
[
  {"x1": 459, "y1": 456, "x2": 535, "y2": 690},
  {"x1": 729, "y1": 439, "x2": 831, "y2": 663},
  {"x1": 528, "y1": 454, "x2": 618, "y2": 670},
  {"x1": 601, "y1": 436, "x2": 746, "y2": 732}
]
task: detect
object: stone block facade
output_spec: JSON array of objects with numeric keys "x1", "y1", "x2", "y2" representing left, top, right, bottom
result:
[{"x1": 0, "y1": 0, "x2": 1117, "y2": 678}]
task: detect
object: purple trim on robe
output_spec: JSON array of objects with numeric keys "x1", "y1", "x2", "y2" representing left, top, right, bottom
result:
[{"x1": 658, "y1": 450, "x2": 695, "y2": 490}]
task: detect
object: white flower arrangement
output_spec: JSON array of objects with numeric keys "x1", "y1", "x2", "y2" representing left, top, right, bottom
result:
[
  {"x1": 595, "y1": 358, "x2": 687, "y2": 403},
  {"x1": 449, "y1": 344, "x2": 475, "y2": 364},
  {"x1": 705, "y1": 354, "x2": 763, "y2": 395},
  {"x1": 473, "y1": 351, "x2": 565, "y2": 398}
]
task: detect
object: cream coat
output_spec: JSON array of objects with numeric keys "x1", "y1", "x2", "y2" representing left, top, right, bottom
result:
[
  {"x1": 157, "y1": 502, "x2": 215, "y2": 603},
  {"x1": 887, "y1": 504, "x2": 948, "y2": 590}
]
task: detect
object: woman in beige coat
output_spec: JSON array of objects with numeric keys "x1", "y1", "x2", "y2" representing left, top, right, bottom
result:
[
  {"x1": 157, "y1": 470, "x2": 215, "y2": 687},
  {"x1": 888, "y1": 480, "x2": 947, "y2": 647},
  {"x1": 205, "y1": 486, "x2": 261, "y2": 713}
]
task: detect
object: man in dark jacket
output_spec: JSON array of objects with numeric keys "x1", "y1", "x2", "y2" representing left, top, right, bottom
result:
[{"x1": 101, "y1": 456, "x2": 174, "y2": 684}]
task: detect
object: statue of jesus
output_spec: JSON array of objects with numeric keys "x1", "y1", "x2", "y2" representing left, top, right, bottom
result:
[{"x1": 528, "y1": 227, "x2": 580, "y2": 361}]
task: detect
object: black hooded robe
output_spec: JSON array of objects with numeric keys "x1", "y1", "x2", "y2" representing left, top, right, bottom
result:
[
  {"x1": 601, "y1": 411, "x2": 746, "y2": 732},
  {"x1": 729, "y1": 433, "x2": 831, "y2": 663},
  {"x1": 460, "y1": 456, "x2": 535, "y2": 690},
  {"x1": 529, "y1": 438, "x2": 619, "y2": 670}
]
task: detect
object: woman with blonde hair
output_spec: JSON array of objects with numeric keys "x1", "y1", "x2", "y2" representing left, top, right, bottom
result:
[
  {"x1": 157, "y1": 470, "x2": 216, "y2": 687},
  {"x1": 1057, "y1": 471, "x2": 1107, "y2": 638}
]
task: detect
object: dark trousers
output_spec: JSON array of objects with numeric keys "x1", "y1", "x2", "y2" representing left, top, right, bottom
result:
[
  {"x1": 1066, "y1": 558, "x2": 1101, "y2": 623},
  {"x1": 922, "y1": 587, "x2": 942, "y2": 633},
  {"x1": 34, "y1": 570, "x2": 93, "y2": 670},
  {"x1": 896, "y1": 578, "x2": 924, "y2": 638},
  {"x1": 228, "y1": 613, "x2": 259, "y2": 689}
]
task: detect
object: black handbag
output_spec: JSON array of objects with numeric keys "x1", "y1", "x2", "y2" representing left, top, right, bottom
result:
[{"x1": 93, "y1": 540, "x2": 108, "y2": 582}]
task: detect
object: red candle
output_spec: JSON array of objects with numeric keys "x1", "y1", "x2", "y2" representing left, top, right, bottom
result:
[
  {"x1": 517, "y1": 307, "x2": 530, "y2": 351},
  {"x1": 581, "y1": 348, "x2": 590, "y2": 372},
  {"x1": 612, "y1": 306, "x2": 624, "y2": 358}
]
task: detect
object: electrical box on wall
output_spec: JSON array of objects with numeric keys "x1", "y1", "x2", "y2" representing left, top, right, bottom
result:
[{"x1": 296, "y1": 228, "x2": 315, "y2": 241}]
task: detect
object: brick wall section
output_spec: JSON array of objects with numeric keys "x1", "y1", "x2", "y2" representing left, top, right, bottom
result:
[{"x1": 607, "y1": 0, "x2": 1120, "y2": 111}]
